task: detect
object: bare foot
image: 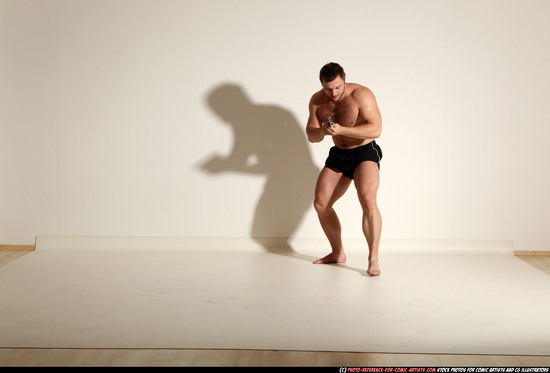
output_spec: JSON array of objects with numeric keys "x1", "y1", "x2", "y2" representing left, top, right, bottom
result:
[
  {"x1": 313, "y1": 252, "x2": 346, "y2": 264},
  {"x1": 367, "y1": 258, "x2": 381, "y2": 276}
]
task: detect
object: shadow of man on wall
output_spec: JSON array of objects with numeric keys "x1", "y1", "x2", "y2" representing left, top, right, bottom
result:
[{"x1": 199, "y1": 83, "x2": 319, "y2": 261}]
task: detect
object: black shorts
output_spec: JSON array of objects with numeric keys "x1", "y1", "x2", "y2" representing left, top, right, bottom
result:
[{"x1": 324, "y1": 141, "x2": 383, "y2": 179}]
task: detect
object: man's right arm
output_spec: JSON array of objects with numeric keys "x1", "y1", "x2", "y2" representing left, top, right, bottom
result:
[{"x1": 306, "y1": 96, "x2": 325, "y2": 143}]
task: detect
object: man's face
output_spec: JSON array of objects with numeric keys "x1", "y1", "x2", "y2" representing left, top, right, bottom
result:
[{"x1": 321, "y1": 76, "x2": 345, "y2": 102}]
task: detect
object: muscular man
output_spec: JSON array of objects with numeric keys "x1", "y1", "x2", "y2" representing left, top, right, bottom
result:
[{"x1": 306, "y1": 62, "x2": 383, "y2": 276}]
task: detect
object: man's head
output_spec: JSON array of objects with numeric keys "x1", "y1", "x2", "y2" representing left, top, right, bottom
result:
[
  {"x1": 319, "y1": 62, "x2": 346, "y2": 83},
  {"x1": 320, "y1": 62, "x2": 346, "y2": 102}
]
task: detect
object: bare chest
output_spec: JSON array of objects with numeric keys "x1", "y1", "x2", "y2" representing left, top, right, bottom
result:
[{"x1": 316, "y1": 98, "x2": 359, "y2": 127}]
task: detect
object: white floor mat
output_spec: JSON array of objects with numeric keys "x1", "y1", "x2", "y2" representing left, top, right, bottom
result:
[{"x1": 1, "y1": 239, "x2": 549, "y2": 355}]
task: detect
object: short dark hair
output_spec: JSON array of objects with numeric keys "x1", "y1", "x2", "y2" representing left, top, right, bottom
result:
[{"x1": 319, "y1": 62, "x2": 346, "y2": 82}]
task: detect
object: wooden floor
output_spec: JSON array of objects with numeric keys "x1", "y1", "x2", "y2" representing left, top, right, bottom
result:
[{"x1": 1, "y1": 248, "x2": 549, "y2": 367}]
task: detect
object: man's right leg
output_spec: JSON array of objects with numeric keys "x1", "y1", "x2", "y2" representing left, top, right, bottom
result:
[{"x1": 312, "y1": 167, "x2": 352, "y2": 264}]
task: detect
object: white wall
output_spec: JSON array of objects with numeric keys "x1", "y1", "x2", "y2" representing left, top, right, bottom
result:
[{"x1": 2, "y1": 0, "x2": 550, "y2": 250}]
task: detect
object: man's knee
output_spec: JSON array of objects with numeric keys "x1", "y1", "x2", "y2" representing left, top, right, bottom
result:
[
  {"x1": 358, "y1": 192, "x2": 377, "y2": 212},
  {"x1": 314, "y1": 197, "x2": 331, "y2": 215},
  {"x1": 313, "y1": 198, "x2": 325, "y2": 214}
]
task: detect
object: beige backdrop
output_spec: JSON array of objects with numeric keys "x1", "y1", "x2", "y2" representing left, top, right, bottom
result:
[{"x1": 1, "y1": 0, "x2": 549, "y2": 250}]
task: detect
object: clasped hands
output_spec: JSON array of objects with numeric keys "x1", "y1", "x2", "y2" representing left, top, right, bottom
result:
[{"x1": 322, "y1": 120, "x2": 340, "y2": 136}]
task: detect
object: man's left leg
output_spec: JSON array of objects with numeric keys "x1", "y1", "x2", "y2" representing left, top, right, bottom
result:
[{"x1": 353, "y1": 161, "x2": 382, "y2": 276}]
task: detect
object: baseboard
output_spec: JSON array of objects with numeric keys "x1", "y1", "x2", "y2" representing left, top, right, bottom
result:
[
  {"x1": 514, "y1": 250, "x2": 550, "y2": 256},
  {"x1": 33, "y1": 235, "x2": 516, "y2": 256},
  {"x1": 0, "y1": 244, "x2": 35, "y2": 250},
  {"x1": 35, "y1": 235, "x2": 270, "y2": 252}
]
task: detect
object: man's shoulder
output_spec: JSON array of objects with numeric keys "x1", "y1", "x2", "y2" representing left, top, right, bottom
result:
[
  {"x1": 309, "y1": 89, "x2": 328, "y2": 105},
  {"x1": 348, "y1": 83, "x2": 376, "y2": 105},
  {"x1": 348, "y1": 83, "x2": 374, "y2": 96}
]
